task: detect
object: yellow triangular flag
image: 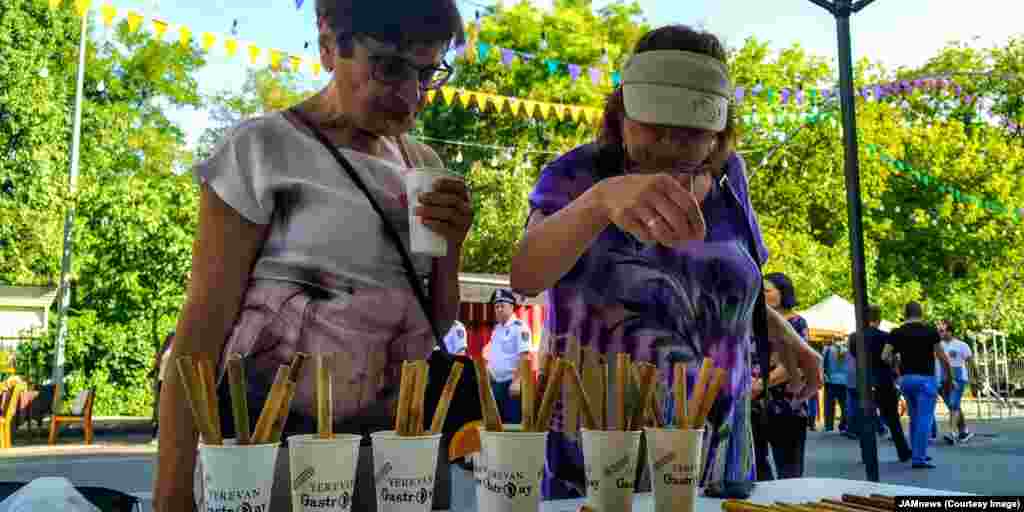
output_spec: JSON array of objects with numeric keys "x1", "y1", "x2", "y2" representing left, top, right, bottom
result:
[
  {"x1": 49, "y1": 0, "x2": 61, "y2": 9},
  {"x1": 224, "y1": 38, "x2": 239, "y2": 57},
  {"x1": 73, "y1": 0, "x2": 92, "y2": 16},
  {"x1": 312, "y1": 62, "x2": 322, "y2": 77},
  {"x1": 269, "y1": 49, "x2": 284, "y2": 71},
  {"x1": 440, "y1": 87, "x2": 455, "y2": 106},
  {"x1": 126, "y1": 11, "x2": 143, "y2": 33},
  {"x1": 289, "y1": 56, "x2": 302, "y2": 73},
  {"x1": 151, "y1": 18, "x2": 168, "y2": 41},
  {"x1": 504, "y1": 98, "x2": 516, "y2": 115},
  {"x1": 248, "y1": 45, "x2": 262, "y2": 65},
  {"x1": 201, "y1": 32, "x2": 216, "y2": 52},
  {"x1": 458, "y1": 92, "x2": 473, "y2": 109},
  {"x1": 100, "y1": 3, "x2": 116, "y2": 27},
  {"x1": 561, "y1": 105, "x2": 572, "y2": 121},
  {"x1": 178, "y1": 26, "x2": 191, "y2": 49}
]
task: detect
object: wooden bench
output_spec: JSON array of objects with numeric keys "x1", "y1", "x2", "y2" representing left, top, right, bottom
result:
[{"x1": 48, "y1": 386, "x2": 95, "y2": 445}]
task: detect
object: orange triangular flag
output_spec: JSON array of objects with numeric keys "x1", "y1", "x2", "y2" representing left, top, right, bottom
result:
[
  {"x1": 269, "y1": 49, "x2": 284, "y2": 71},
  {"x1": 440, "y1": 87, "x2": 455, "y2": 106},
  {"x1": 151, "y1": 18, "x2": 168, "y2": 41},
  {"x1": 201, "y1": 32, "x2": 216, "y2": 52},
  {"x1": 73, "y1": 0, "x2": 91, "y2": 16},
  {"x1": 178, "y1": 26, "x2": 191, "y2": 49},
  {"x1": 100, "y1": 3, "x2": 116, "y2": 27},
  {"x1": 126, "y1": 11, "x2": 143, "y2": 33},
  {"x1": 224, "y1": 38, "x2": 239, "y2": 57},
  {"x1": 425, "y1": 90, "x2": 437, "y2": 105},
  {"x1": 248, "y1": 45, "x2": 262, "y2": 65}
]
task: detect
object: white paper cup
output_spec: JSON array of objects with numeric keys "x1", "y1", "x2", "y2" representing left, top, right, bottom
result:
[
  {"x1": 645, "y1": 428, "x2": 703, "y2": 512},
  {"x1": 581, "y1": 429, "x2": 643, "y2": 512},
  {"x1": 476, "y1": 428, "x2": 548, "y2": 512},
  {"x1": 405, "y1": 167, "x2": 461, "y2": 257},
  {"x1": 288, "y1": 434, "x2": 362, "y2": 512},
  {"x1": 371, "y1": 430, "x2": 442, "y2": 512},
  {"x1": 198, "y1": 441, "x2": 279, "y2": 512}
]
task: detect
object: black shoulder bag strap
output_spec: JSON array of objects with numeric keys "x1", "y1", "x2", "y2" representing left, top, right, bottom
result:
[{"x1": 288, "y1": 108, "x2": 481, "y2": 437}]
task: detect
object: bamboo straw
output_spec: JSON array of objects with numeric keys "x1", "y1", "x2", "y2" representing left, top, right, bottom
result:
[
  {"x1": 195, "y1": 357, "x2": 222, "y2": 442},
  {"x1": 831, "y1": 498, "x2": 889, "y2": 512},
  {"x1": 721, "y1": 500, "x2": 777, "y2": 512},
  {"x1": 410, "y1": 361, "x2": 430, "y2": 435},
  {"x1": 842, "y1": 495, "x2": 895, "y2": 511},
  {"x1": 430, "y1": 361, "x2": 465, "y2": 434},
  {"x1": 687, "y1": 357, "x2": 714, "y2": 428},
  {"x1": 631, "y1": 363, "x2": 662, "y2": 428},
  {"x1": 868, "y1": 495, "x2": 895, "y2": 506},
  {"x1": 615, "y1": 353, "x2": 629, "y2": 430},
  {"x1": 815, "y1": 502, "x2": 863, "y2": 512},
  {"x1": 775, "y1": 502, "x2": 820, "y2": 512},
  {"x1": 580, "y1": 349, "x2": 604, "y2": 430},
  {"x1": 315, "y1": 353, "x2": 334, "y2": 439},
  {"x1": 269, "y1": 381, "x2": 296, "y2": 443},
  {"x1": 534, "y1": 358, "x2": 568, "y2": 432},
  {"x1": 821, "y1": 500, "x2": 879, "y2": 512},
  {"x1": 473, "y1": 356, "x2": 503, "y2": 432},
  {"x1": 693, "y1": 368, "x2": 726, "y2": 429},
  {"x1": 395, "y1": 361, "x2": 414, "y2": 435},
  {"x1": 535, "y1": 355, "x2": 557, "y2": 419},
  {"x1": 226, "y1": 354, "x2": 251, "y2": 445},
  {"x1": 252, "y1": 365, "x2": 290, "y2": 444},
  {"x1": 673, "y1": 362, "x2": 687, "y2": 429},
  {"x1": 519, "y1": 357, "x2": 536, "y2": 431},
  {"x1": 176, "y1": 356, "x2": 218, "y2": 445},
  {"x1": 598, "y1": 357, "x2": 608, "y2": 429},
  {"x1": 288, "y1": 352, "x2": 310, "y2": 383},
  {"x1": 565, "y1": 362, "x2": 599, "y2": 430},
  {"x1": 628, "y1": 363, "x2": 656, "y2": 430}
]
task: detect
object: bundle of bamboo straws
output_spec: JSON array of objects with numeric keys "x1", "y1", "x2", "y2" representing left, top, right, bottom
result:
[
  {"x1": 722, "y1": 494, "x2": 897, "y2": 512},
  {"x1": 674, "y1": 357, "x2": 728, "y2": 430},
  {"x1": 394, "y1": 359, "x2": 466, "y2": 436},
  {"x1": 472, "y1": 354, "x2": 572, "y2": 432},
  {"x1": 178, "y1": 352, "x2": 312, "y2": 445}
]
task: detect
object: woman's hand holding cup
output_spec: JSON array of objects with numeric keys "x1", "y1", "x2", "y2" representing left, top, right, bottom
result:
[{"x1": 596, "y1": 172, "x2": 711, "y2": 247}]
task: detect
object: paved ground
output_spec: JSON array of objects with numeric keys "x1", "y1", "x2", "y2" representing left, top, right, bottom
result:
[{"x1": 1, "y1": 416, "x2": 1022, "y2": 511}]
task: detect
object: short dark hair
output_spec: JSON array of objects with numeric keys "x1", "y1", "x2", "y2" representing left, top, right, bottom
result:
[
  {"x1": 904, "y1": 301, "x2": 923, "y2": 320},
  {"x1": 865, "y1": 305, "x2": 882, "y2": 324},
  {"x1": 765, "y1": 272, "x2": 798, "y2": 310},
  {"x1": 317, "y1": 0, "x2": 465, "y2": 56},
  {"x1": 938, "y1": 319, "x2": 954, "y2": 333}
]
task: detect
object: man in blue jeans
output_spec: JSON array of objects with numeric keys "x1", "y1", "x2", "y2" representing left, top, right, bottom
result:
[
  {"x1": 884, "y1": 302, "x2": 954, "y2": 468},
  {"x1": 822, "y1": 341, "x2": 848, "y2": 433}
]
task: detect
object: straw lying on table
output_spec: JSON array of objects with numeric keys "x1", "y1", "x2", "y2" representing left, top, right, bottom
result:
[{"x1": 720, "y1": 494, "x2": 897, "y2": 512}]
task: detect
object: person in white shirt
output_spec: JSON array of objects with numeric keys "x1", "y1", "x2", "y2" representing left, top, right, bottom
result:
[
  {"x1": 487, "y1": 289, "x2": 532, "y2": 424},
  {"x1": 936, "y1": 320, "x2": 974, "y2": 443},
  {"x1": 443, "y1": 320, "x2": 468, "y2": 355}
]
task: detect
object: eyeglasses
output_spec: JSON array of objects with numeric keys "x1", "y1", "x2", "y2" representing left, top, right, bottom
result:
[{"x1": 367, "y1": 54, "x2": 453, "y2": 91}]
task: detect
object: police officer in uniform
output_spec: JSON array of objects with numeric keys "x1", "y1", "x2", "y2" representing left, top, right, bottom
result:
[
  {"x1": 487, "y1": 289, "x2": 532, "y2": 424},
  {"x1": 443, "y1": 320, "x2": 469, "y2": 355}
]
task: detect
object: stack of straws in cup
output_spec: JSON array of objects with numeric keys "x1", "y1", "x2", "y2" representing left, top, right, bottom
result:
[
  {"x1": 722, "y1": 493, "x2": 898, "y2": 512},
  {"x1": 395, "y1": 359, "x2": 466, "y2": 436}
]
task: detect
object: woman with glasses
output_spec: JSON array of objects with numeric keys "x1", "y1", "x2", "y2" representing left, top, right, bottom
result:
[
  {"x1": 153, "y1": 1, "x2": 471, "y2": 510},
  {"x1": 511, "y1": 25, "x2": 822, "y2": 499}
]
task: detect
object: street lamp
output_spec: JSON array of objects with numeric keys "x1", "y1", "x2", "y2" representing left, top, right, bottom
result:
[
  {"x1": 805, "y1": 0, "x2": 881, "y2": 482},
  {"x1": 52, "y1": 6, "x2": 91, "y2": 388}
]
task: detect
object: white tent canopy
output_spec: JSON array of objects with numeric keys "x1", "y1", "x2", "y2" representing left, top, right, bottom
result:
[{"x1": 799, "y1": 294, "x2": 897, "y2": 335}]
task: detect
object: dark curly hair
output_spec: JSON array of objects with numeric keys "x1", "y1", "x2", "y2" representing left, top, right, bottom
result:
[{"x1": 765, "y1": 272, "x2": 798, "y2": 310}]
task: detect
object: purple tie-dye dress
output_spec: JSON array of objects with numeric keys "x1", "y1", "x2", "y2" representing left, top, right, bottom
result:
[{"x1": 528, "y1": 144, "x2": 769, "y2": 499}]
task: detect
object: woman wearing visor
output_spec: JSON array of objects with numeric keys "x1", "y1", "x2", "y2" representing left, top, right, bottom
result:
[
  {"x1": 511, "y1": 25, "x2": 822, "y2": 498},
  {"x1": 153, "y1": 1, "x2": 472, "y2": 510}
]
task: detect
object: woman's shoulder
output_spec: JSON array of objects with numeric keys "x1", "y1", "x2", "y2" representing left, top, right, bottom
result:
[{"x1": 209, "y1": 112, "x2": 298, "y2": 155}]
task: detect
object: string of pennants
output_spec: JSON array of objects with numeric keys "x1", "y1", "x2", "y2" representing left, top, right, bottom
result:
[{"x1": 787, "y1": 109, "x2": 1019, "y2": 221}]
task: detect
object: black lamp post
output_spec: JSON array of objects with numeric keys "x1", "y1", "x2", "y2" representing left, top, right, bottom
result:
[{"x1": 806, "y1": 0, "x2": 881, "y2": 483}]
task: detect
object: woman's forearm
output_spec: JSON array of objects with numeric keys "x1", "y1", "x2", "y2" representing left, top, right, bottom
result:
[
  {"x1": 431, "y1": 245, "x2": 462, "y2": 334},
  {"x1": 511, "y1": 185, "x2": 611, "y2": 296}
]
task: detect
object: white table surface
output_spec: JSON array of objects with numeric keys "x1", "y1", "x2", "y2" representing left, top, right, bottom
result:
[{"x1": 537, "y1": 477, "x2": 973, "y2": 512}]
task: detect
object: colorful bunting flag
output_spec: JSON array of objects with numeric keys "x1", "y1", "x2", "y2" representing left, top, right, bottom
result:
[
  {"x1": 201, "y1": 32, "x2": 217, "y2": 52},
  {"x1": 290, "y1": 55, "x2": 303, "y2": 73},
  {"x1": 224, "y1": 38, "x2": 239, "y2": 57},
  {"x1": 248, "y1": 44, "x2": 261, "y2": 65},
  {"x1": 179, "y1": 26, "x2": 192, "y2": 49},
  {"x1": 126, "y1": 11, "x2": 143, "y2": 33},
  {"x1": 73, "y1": 0, "x2": 91, "y2": 16},
  {"x1": 151, "y1": 18, "x2": 168, "y2": 40},
  {"x1": 269, "y1": 49, "x2": 284, "y2": 71},
  {"x1": 101, "y1": 3, "x2": 117, "y2": 27}
]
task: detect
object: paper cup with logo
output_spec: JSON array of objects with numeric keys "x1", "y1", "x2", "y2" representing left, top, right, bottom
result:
[
  {"x1": 477, "y1": 428, "x2": 548, "y2": 512},
  {"x1": 198, "y1": 441, "x2": 279, "y2": 512},
  {"x1": 405, "y1": 167, "x2": 463, "y2": 257},
  {"x1": 581, "y1": 429, "x2": 643, "y2": 512},
  {"x1": 371, "y1": 430, "x2": 442, "y2": 512},
  {"x1": 645, "y1": 428, "x2": 703, "y2": 512},
  {"x1": 288, "y1": 434, "x2": 362, "y2": 512}
]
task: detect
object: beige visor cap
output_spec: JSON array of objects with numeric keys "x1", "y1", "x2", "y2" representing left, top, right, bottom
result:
[{"x1": 622, "y1": 50, "x2": 732, "y2": 132}]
